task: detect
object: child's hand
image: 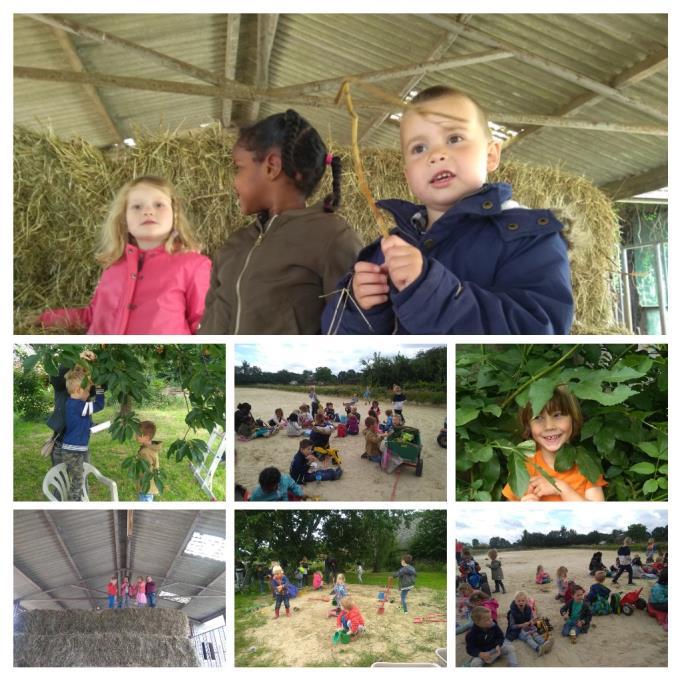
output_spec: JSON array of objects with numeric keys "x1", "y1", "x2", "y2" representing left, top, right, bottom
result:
[
  {"x1": 577, "y1": 620, "x2": 584, "y2": 628},
  {"x1": 381, "y1": 235, "x2": 424, "y2": 291},
  {"x1": 528, "y1": 476, "x2": 561, "y2": 498},
  {"x1": 351, "y1": 262, "x2": 390, "y2": 310},
  {"x1": 79, "y1": 350, "x2": 97, "y2": 362},
  {"x1": 521, "y1": 493, "x2": 541, "y2": 501}
]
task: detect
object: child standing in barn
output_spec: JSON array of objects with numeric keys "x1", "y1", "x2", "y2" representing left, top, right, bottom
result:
[
  {"x1": 106, "y1": 576, "x2": 117, "y2": 609},
  {"x1": 38, "y1": 176, "x2": 211, "y2": 334},
  {"x1": 135, "y1": 576, "x2": 147, "y2": 607},
  {"x1": 322, "y1": 85, "x2": 573, "y2": 335},
  {"x1": 200, "y1": 109, "x2": 362, "y2": 334}
]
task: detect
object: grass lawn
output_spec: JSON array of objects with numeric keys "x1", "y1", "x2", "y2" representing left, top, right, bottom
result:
[{"x1": 14, "y1": 404, "x2": 226, "y2": 501}]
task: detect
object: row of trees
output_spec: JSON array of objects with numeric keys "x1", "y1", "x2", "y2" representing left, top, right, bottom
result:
[
  {"x1": 235, "y1": 346, "x2": 446, "y2": 389},
  {"x1": 466, "y1": 523, "x2": 668, "y2": 549},
  {"x1": 456, "y1": 344, "x2": 667, "y2": 501},
  {"x1": 235, "y1": 510, "x2": 446, "y2": 572}
]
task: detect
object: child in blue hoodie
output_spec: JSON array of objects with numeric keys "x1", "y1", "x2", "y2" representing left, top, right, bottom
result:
[
  {"x1": 322, "y1": 85, "x2": 573, "y2": 335},
  {"x1": 394, "y1": 554, "x2": 417, "y2": 613},
  {"x1": 61, "y1": 368, "x2": 105, "y2": 500},
  {"x1": 466, "y1": 606, "x2": 519, "y2": 667}
]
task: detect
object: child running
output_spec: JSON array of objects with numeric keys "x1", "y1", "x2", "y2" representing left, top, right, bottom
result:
[
  {"x1": 505, "y1": 591, "x2": 554, "y2": 657},
  {"x1": 503, "y1": 385, "x2": 606, "y2": 501},
  {"x1": 322, "y1": 84, "x2": 572, "y2": 335},
  {"x1": 38, "y1": 176, "x2": 211, "y2": 334},
  {"x1": 200, "y1": 109, "x2": 362, "y2": 334},
  {"x1": 394, "y1": 554, "x2": 417, "y2": 613}
]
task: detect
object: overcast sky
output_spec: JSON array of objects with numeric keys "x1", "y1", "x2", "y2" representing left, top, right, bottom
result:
[
  {"x1": 456, "y1": 507, "x2": 668, "y2": 544},
  {"x1": 234, "y1": 342, "x2": 445, "y2": 374}
]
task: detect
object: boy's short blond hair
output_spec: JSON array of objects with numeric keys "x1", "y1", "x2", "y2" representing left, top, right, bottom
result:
[
  {"x1": 471, "y1": 606, "x2": 491, "y2": 624},
  {"x1": 594, "y1": 571, "x2": 606, "y2": 583},
  {"x1": 340, "y1": 596, "x2": 354, "y2": 609},
  {"x1": 65, "y1": 367, "x2": 90, "y2": 395},
  {"x1": 409, "y1": 85, "x2": 492, "y2": 142}
]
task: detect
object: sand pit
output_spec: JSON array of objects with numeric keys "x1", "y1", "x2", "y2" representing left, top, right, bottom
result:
[
  {"x1": 235, "y1": 388, "x2": 447, "y2": 501},
  {"x1": 236, "y1": 583, "x2": 446, "y2": 666},
  {"x1": 455, "y1": 548, "x2": 667, "y2": 667}
]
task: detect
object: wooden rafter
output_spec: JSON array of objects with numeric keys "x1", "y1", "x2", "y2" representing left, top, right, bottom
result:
[
  {"x1": 420, "y1": 14, "x2": 668, "y2": 123},
  {"x1": 51, "y1": 26, "x2": 123, "y2": 142},
  {"x1": 41, "y1": 511, "x2": 98, "y2": 610},
  {"x1": 600, "y1": 164, "x2": 668, "y2": 200},
  {"x1": 221, "y1": 14, "x2": 241, "y2": 128},
  {"x1": 245, "y1": 14, "x2": 279, "y2": 122},
  {"x1": 14, "y1": 66, "x2": 666, "y2": 136},
  {"x1": 360, "y1": 15, "x2": 472, "y2": 144},
  {"x1": 505, "y1": 47, "x2": 668, "y2": 151},
  {"x1": 266, "y1": 48, "x2": 511, "y2": 99}
]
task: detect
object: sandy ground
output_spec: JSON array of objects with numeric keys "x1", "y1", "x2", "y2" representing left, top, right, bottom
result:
[
  {"x1": 455, "y1": 548, "x2": 667, "y2": 667},
  {"x1": 237, "y1": 583, "x2": 446, "y2": 667},
  {"x1": 234, "y1": 388, "x2": 447, "y2": 501}
]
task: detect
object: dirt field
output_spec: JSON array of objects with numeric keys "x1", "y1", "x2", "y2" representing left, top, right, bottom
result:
[
  {"x1": 455, "y1": 548, "x2": 667, "y2": 667},
  {"x1": 234, "y1": 388, "x2": 447, "y2": 501},
  {"x1": 236, "y1": 583, "x2": 446, "y2": 667}
]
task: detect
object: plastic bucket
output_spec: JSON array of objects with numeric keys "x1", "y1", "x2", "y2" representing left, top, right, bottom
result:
[{"x1": 332, "y1": 630, "x2": 351, "y2": 645}]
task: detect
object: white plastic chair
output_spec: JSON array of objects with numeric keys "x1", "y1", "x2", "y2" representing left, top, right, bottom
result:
[{"x1": 42, "y1": 462, "x2": 119, "y2": 501}]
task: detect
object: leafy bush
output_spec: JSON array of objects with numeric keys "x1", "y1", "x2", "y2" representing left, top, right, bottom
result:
[
  {"x1": 13, "y1": 366, "x2": 51, "y2": 421},
  {"x1": 456, "y1": 344, "x2": 667, "y2": 501}
]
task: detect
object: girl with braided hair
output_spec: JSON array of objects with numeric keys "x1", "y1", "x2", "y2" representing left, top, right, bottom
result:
[{"x1": 200, "y1": 109, "x2": 362, "y2": 334}]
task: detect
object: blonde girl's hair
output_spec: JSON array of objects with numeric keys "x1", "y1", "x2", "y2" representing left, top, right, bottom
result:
[
  {"x1": 513, "y1": 590, "x2": 528, "y2": 601},
  {"x1": 557, "y1": 566, "x2": 568, "y2": 577},
  {"x1": 96, "y1": 176, "x2": 201, "y2": 267},
  {"x1": 336, "y1": 573, "x2": 345, "y2": 583},
  {"x1": 487, "y1": 549, "x2": 497, "y2": 560}
]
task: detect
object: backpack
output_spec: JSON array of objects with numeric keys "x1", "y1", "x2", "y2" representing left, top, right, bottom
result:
[
  {"x1": 610, "y1": 592, "x2": 621, "y2": 615},
  {"x1": 467, "y1": 572, "x2": 482, "y2": 589},
  {"x1": 592, "y1": 595, "x2": 611, "y2": 616}
]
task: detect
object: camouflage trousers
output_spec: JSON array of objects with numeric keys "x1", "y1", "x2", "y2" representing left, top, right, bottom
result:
[{"x1": 53, "y1": 446, "x2": 90, "y2": 501}]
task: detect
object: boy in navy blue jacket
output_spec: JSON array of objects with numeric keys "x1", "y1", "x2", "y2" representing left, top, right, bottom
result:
[
  {"x1": 61, "y1": 368, "x2": 105, "y2": 500},
  {"x1": 322, "y1": 85, "x2": 573, "y2": 334},
  {"x1": 466, "y1": 606, "x2": 519, "y2": 667}
]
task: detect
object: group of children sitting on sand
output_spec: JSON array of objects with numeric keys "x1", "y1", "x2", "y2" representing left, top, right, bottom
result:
[
  {"x1": 235, "y1": 387, "x2": 409, "y2": 500},
  {"x1": 457, "y1": 545, "x2": 669, "y2": 666}
]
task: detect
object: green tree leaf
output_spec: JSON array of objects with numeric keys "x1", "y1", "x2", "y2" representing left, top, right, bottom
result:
[
  {"x1": 642, "y1": 479, "x2": 659, "y2": 495},
  {"x1": 456, "y1": 407, "x2": 480, "y2": 426},
  {"x1": 507, "y1": 452, "x2": 530, "y2": 498},
  {"x1": 529, "y1": 378, "x2": 559, "y2": 417},
  {"x1": 629, "y1": 462, "x2": 656, "y2": 475},
  {"x1": 575, "y1": 447, "x2": 603, "y2": 483}
]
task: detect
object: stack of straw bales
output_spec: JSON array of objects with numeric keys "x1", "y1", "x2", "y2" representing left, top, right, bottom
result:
[
  {"x1": 14, "y1": 124, "x2": 621, "y2": 333},
  {"x1": 14, "y1": 608, "x2": 199, "y2": 667}
]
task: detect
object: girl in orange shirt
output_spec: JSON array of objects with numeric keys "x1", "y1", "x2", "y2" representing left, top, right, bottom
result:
[{"x1": 502, "y1": 386, "x2": 606, "y2": 501}]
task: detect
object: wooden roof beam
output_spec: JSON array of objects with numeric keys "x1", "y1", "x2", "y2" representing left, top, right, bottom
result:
[
  {"x1": 220, "y1": 14, "x2": 241, "y2": 128},
  {"x1": 28, "y1": 13, "x2": 247, "y2": 93},
  {"x1": 420, "y1": 14, "x2": 668, "y2": 123},
  {"x1": 14, "y1": 67, "x2": 667, "y2": 135},
  {"x1": 600, "y1": 164, "x2": 668, "y2": 200},
  {"x1": 14, "y1": 563, "x2": 70, "y2": 610},
  {"x1": 51, "y1": 26, "x2": 123, "y2": 143},
  {"x1": 505, "y1": 47, "x2": 669, "y2": 151},
  {"x1": 266, "y1": 48, "x2": 511, "y2": 100},
  {"x1": 245, "y1": 14, "x2": 279, "y2": 122},
  {"x1": 41, "y1": 511, "x2": 98, "y2": 610},
  {"x1": 360, "y1": 14, "x2": 473, "y2": 144}
]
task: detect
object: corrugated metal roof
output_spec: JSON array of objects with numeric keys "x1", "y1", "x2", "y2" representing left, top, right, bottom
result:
[
  {"x1": 13, "y1": 13, "x2": 667, "y2": 197},
  {"x1": 14, "y1": 510, "x2": 225, "y2": 623}
]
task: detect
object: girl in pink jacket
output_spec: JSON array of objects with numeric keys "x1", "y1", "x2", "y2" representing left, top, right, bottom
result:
[{"x1": 38, "y1": 176, "x2": 211, "y2": 334}]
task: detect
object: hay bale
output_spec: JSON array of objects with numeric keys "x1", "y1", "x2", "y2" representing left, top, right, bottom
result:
[
  {"x1": 14, "y1": 125, "x2": 621, "y2": 333},
  {"x1": 13, "y1": 609, "x2": 199, "y2": 667},
  {"x1": 15, "y1": 607, "x2": 190, "y2": 636},
  {"x1": 14, "y1": 633, "x2": 199, "y2": 667}
]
